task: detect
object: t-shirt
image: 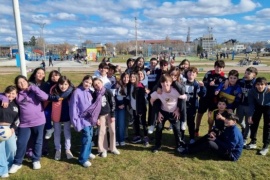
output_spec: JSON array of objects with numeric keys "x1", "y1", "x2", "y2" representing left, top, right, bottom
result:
[
  {"x1": 0, "y1": 100, "x2": 19, "y2": 129},
  {"x1": 151, "y1": 88, "x2": 181, "y2": 112}
]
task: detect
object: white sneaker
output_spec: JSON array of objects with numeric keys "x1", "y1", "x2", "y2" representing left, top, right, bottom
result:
[
  {"x1": 33, "y1": 161, "x2": 41, "y2": 170},
  {"x1": 66, "y1": 150, "x2": 74, "y2": 159},
  {"x1": 259, "y1": 148, "x2": 269, "y2": 156},
  {"x1": 177, "y1": 146, "x2": 186, "y2": 153},
  {"x1": 1, "y1": 173, "x2": 9, "y2": 178},
  {"x1": 45, "y1": 128, "x2": 54, "y2": 139},
  {"x1": 181, "y1": 122, "x2": 186, "y2": 131},
  {"x1": 83, "y1": 161, "x2": 92, "y2": 168},
  {"x1": 100, "y1": 151, "x2": 107, "y2": 158},
  {"x1": 116, "y1": 142, "x2": 119, "y2": 146},
  {"x1": 246, "y1": 143, "x2": 257, "y2": 150},
  {"x1": 111, "y1": 149, "x2": 120, "y2": 155},
  {"x1": 55, "y1": 150, "x2": 61, "y2": 160},
  {"x1": 9, "y1": 164, "x2": 22, "y2": 174},
  {"x1": 120, "y1": 141, "x2": 126, "y2": 146},
  {"x1": 189, "y1": 139, "x2": 195, "y2": 144},
  {"x1": 89, "y1": 153, "x2": 96, "y2": 160},
  {"x1": 148, "y1": 125, "x2": 155, "y2": 134}
]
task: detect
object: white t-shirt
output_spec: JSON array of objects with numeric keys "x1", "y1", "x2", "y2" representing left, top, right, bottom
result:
[{"x1": 151, "y1": 88, "x2": 181, "y2": 112}]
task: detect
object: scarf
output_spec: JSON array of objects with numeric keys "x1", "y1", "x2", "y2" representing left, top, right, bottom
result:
[{"x1": 80, "y1": 87, "x2": 106, "y2": 126}]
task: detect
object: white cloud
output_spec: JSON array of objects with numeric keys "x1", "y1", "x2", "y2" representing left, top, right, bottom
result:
[{"x1": 50, "y1": 13, "x2": 76, "y2": 20}]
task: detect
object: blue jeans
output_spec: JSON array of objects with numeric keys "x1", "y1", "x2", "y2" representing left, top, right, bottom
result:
[
  {"x1": 0, "y1": 131, "x2": 16, "y2": 176},
  {"x1": 14, "y1": 124, "x2": 45, "y2": 165},
  {"x1": 78, "y1": 126, "x2": 93, "y2": 165},
  {"x1": 116, "y1": 108, "x2": 126, "y2": 143}
]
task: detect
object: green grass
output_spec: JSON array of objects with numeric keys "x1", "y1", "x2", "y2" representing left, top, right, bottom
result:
[{"x1": 1, "y1": 70, "x2": 270, "y2": 180}]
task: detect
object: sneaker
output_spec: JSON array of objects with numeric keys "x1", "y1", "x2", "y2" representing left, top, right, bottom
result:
[
  {"x1": 116, "y1": 142, "x2": 119, "y2": 146},
  {"x1": 66, "y1": 150, "x2": 74, "y2": 159},
  {"x1": 243, "y1": 139, "x2": 247, "y2": 146},
  {"x1": 143, "y1": 137, "x2": 150, "y2": 147},
  {"x1": 181, "y1": 122, "x2": 186, "y2": 131},
  {"x1": 148, "y1": 125, "x2": 155, "y2": 134},
  {"x1": 152, "y1": 146, "x2": 161, "y2": 153},
  {"x1": 89, "y1": 153, "x2": 96, "y2": 160},
  {"x1": 259, "y1": 148, "x2": 269, "y2": 156},
  {"x1": 99, "y1": 151, "x2": 107, "y2": 158},
  {"x1": 45, "y1": 128, "x2": 54, "y2": 139},
  {"x1": 83, "y1": 161, "x2": 92, "y2": 168},
  {"x1": 132, "y1": 136, "x2": 141, "y2": 143},
  {"x1": 129, "y1": 118, "x2": 134, "y2": 125},
  {"x1": 246, "y1": 143, "x2": 257, "y2": 150},
  {"x1": 1, "y1": 173, "x2": 9, "y2": 178},
  {"x1": 55, "y1": 150, "x2": 61, "y2": 160},
  {"x1": 189, "y1": 139, "x2": 195, "y2": 144},
  {"x1": 9, "y1": 164, "x2": 22, "y2": 174},
  {"x1": 177, "y1": 146, "x2": 186, "y2": 153},
  {"x1": 111, "y1": 149, "x2": 120, "y2": 155},
  {"x1": 33, "y1": 161, "x2": 41, "y2": 170},
  {"x1": 120, "y1": 141, "x2": 126, "y2": 146}
]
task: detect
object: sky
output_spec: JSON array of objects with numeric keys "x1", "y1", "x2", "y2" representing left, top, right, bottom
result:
[{"x1": 0, "y1": 0, "x2": 270, "y2": 46}]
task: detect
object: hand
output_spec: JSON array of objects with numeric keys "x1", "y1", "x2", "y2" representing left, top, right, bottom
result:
[
  {"x1": 118, "y1": 105, "x2": 125, "y2": 109},
  {"x1": 209, "y1": 81, "x2": 215, "y2": 86},
  {"x1": 223, "y1": 79, "x2": 229, "y2": 90},
  {"x1": 198, "y1": 81, "x2": 204, "y2": 87},
  {"x1": 157, "y1": 112, "x2": 164, "y2": 123},
  {"x1": 248, "y1": 117, "x2": 253, "y2": 124},
  {"x1": 1, "y1": 102, "x2": 9, "y2": 108},
  {"x1": 215, "y1": 90, "x2": 219, "y2": 95},
  {"x1": 145, "y1": 88, "x2": 150, "y2": 94},
  {"x1": 10, "y1": 128, "x2": 15, "y2": 135},
  {"x1": 173, "y1": 108, "x2": 180, "y2": 120},
  {"x1": 179, "y1": 94, "x2": 187, "y2": 100},
  {"x1": 157, "y1": 88, "x2": 162, "y2": 94},
  {"x1": 227, "y1": 109, "x2": 233, "y2": 113},
  {"x1": 208, "y1": 132, "x2": 216, "y2": 141},
  {"x1": 146, "y1": 71, "x2": 151, "y2": 75},
  {"x1": 111, "y1": 117, "x2": 115, "y2": 123},
  {"x1": 97, "y1": 119, "x2": 101, "y2": 126}
]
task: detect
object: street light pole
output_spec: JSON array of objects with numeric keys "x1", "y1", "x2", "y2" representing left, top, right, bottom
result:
[
  {"x1": 40, "y1": 23, "x2": 46, "y2": 61},
  {"x1": 135, "y1": 17, "x2": 137, "y2": 57}
]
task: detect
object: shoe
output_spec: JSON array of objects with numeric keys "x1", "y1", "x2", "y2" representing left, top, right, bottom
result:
[
  {"x1": 33, "y1": 161, "x2": 41, "y2": 170},
  {"x1": 143, "y1": 137, "x2": 150, "y2": 147},
  {"x1": 1, "y1": 173, "x2": 9, "y2": 178},
  {"x1": 129, "y1": 118, "x2": 134, "y2": 125},
  {"x1": 177, "y1": 146, "x2": 186, "y2": 153},
  {"x1": 189, "y1": 139, "x2": 195, "y2": 144},
  {"x1": 45, "y1": 128, "x2": 54, "y2": 139},
  {"x1": 55, "y1": 150, "x2": 61, "y2": 160},
  {"x1": 83, "y1": 161, "x2": 92, "y2": 168},
  {"x1": 132, "y1": 136, "x2": 141, "y2": 143},
  {"x1": 99, "y1": 151, "x2": 107, "y2": 158},
  {"x1": 181, "y1": 122, "x2": 186, "y2": 131},
  {"x1": 120, "y1": 141, "x2": 126, "y2": 146},
  {"x1": 111, "y1": 149, "x2": 120, "y2": 155},
  {"x1": 89, "y1": 153, "x2": 96, "y2": 160},
  {"x1": 243, "y1": 139, "x2": 247, "y2": 146},
  {"x1": 9, "y1": 164, "x2": 22, "y2": 174},
  {"x1": 152, "y1": 146, "x2": 161, "y2": 153},
  {"x1": 148, "y1": 125, "x2": 155, "y2": 134},
  {"x1": 116, "y1": 142, "x2": 119, "y2": 146},
  {"x1": 66, "y1": 150, "x2": 74, "y2": 159},
  {"x1": 246, "y1": 143, "x2": 257, "y2": 150},
  {"x1": 259, "y1": 148, "x2": 269, "y2": 156}
]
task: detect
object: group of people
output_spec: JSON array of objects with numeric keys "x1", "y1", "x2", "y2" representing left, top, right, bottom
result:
[{"x1": 1, "y1": 56, "x2": 270, "y2": 178}]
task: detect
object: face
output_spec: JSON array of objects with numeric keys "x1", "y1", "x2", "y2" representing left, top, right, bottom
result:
[
  {"x1": 161, "y1": 80, "x2": 172, "y2": 92},
  {"x1": 255, "y1": 82, "x2": 266, "y2": 92},
  {"x1": 35, "y1": 69, "x2": 45, "y2": 82},
  {"x1": 224, "y1": 119, "x2": 235, "y2": 127},
  {"x1": 214, "y1": 66, "x2": 224, "y2": 74},
  {"x1": 138, "y1": 71, "x2": 144, "y2": 81},
  {"x1": 93, "y1": 80, "x2": 103, "y2": 91},
  {"x1": 228, "y1": 75, "x2": 238, "y2": 86},
  {"x1": 137, "y1": 58, "x2": 144, "y2": 68},
  {"x1": 130, "y1": 74, "x2": 137, "y2": 84},
  {"x1": 170, "y1": 72, "x2": 178, "y2": 82},
  {"x1": 182, "y1": 62, "x2": 189, "y2": 69},
  {"x1": 17, "y1": 78, "x2": 29, "y2": 90},
  {"x1": 187, "y1": 71, "x2": 197, "y2": 81},
  {"x1": 108, "y1": 69, "x2": 115, "y2": 77},
  {"x1": 244, "y1": 71, "x2": 256, "y2": 80},
  {"x1": 150, "y1": 60, "x2": 158, "y2": 69},
  {"x1": 51, "y1": 73, "x2": 60, "y2": 83},
  {"x1": 99, "y1": 67, "x2": 108, "y2": 75},
  {"x1": 82, "y1": 78, "x2": 92, "y2": 89},
  {"x1": 160, "y1": 64, "x2": 168, "y2": 71},
  {"x1": 122, "y1": 74, "x2": 129, "y2": 85},
  {"x1": 59, "y1": 81, "x2": 69, "y2": 92},
  {"x1": 217, "y1": 102, "x2": 227, "y2": 111},
  {"x1": 128, "y1": 61, "x2": 134, "y2": 68},
  {"x1": 5, "y1": 90, "x2": 17, "y2": 101}
]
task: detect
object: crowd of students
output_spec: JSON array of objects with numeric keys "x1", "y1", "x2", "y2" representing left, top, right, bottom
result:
[{"x1": 1, "y1": 57, "x2": 270, "y2": 178}]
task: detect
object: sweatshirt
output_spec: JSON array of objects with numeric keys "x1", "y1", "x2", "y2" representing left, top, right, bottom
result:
[{"x1": 16, "y1": 85, "x2": 48, "y2": 127}]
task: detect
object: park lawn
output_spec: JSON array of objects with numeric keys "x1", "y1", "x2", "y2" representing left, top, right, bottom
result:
[{"x1": 1, "y1": 71, "x2": 270, "y2": 180}]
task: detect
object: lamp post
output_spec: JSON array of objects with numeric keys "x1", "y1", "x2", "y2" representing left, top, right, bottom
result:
[
  {"x1": 135, "y1": 17, "x2": 138, "y2": 57},
  {"x1": 40, "y1": 23, "x2": 46, "y2": 61},
  {"x1": 208, "y1": 27, "x2": 213, "y2": 53}
]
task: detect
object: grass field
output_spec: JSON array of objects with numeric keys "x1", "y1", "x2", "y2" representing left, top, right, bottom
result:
[{"x1": 1, "y1": 62, "x2": 270, "y2": 179}]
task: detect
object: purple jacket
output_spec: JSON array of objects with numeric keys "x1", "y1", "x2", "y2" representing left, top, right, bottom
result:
[
  {"x1": 16, "y1": 85, "x2": 48, "y2": 127},
  {"x1": 69, "y1": 86, "x2": 93, "y2": 132}
]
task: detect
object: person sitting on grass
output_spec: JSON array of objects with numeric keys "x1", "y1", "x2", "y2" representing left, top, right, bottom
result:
[{"x1": 179, "y1": 113, "x2": 244, "y2": 161}]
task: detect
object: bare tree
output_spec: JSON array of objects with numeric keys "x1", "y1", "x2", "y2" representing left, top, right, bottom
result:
[{"x1": 251, "y1": 41, "x2": 265, "y2": 56}]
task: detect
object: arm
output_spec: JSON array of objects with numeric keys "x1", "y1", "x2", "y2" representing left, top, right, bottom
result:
[
  {"x1": 107, "y1": 90, "x2": 115, "y2": 118},
  {"x1": 0, "y1": 93, "x2": 9, "y2": 108},
  {"x1": 69, "y1": 90, "x2": 81, "y2": 131},
  {"x1": 29, "y1": 85, "x2": 49, "y2": 101}
]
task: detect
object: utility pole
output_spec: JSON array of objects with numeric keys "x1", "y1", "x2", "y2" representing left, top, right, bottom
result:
[
  {"x1": 208, "y1": 27, "x2": 213, "y2": 53},
  {"x1": 40, "y1": 23, "x2": 46, "y2": 61},
  {"x1": 135, "y1": 17, "x2": 138, "y2": 57}
]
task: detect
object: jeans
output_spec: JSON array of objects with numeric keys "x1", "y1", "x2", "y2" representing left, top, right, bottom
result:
[
  {"x1": 155, "y1": 110, "x2": 184, "y2": 148},
  {"x1": 14, "y1": 124, "x2": 45, "y2": 165},
  {"x1": 186, "y1": 108, "x2": 197, "y2": 139},
  {"x1": 116, "y1": 108, "x2": 126, "y2": 143},
  {"x1": 236, "y1": 105, "x2": 250, "y2": 139},
  {"x1": 53, "y1": 121, "x2": 71, "y2": 151},
  {"x1": 78, "y1": 126, "x2": 93, "y2": 164},
  {"x1": 133, "y1": 110, "x2": 147, "y2": 137},
  {"x1": 0, "y1": 131, "x2": 16, "y2": 176}
]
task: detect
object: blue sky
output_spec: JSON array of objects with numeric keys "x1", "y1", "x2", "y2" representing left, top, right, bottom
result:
[{"x1": 0, "y1": 0, "x2": 269, "y2": 45}]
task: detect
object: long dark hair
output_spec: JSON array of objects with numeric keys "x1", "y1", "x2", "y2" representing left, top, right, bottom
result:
[
  {"x1": 132, "y1": 57, "x2": 145, "y2": 72},
  {"x1": 119, "y1": 72, "x2": 129, "y2": 96},
  {"x1": 52, "y1": 76, "x2": 73, "y2": 95},
  {"x1": 14, "y1": 75, "x2": 29, "y2": 90},
  {"x1": 28, "y1": 67, "x2": 45, "y2": 83},
  {"x1": 47, "y1": 70, "x2": 61, "y2": 83},
  {"x1": 78, "y1": 75, "x2": 92, "y2": 87}
]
